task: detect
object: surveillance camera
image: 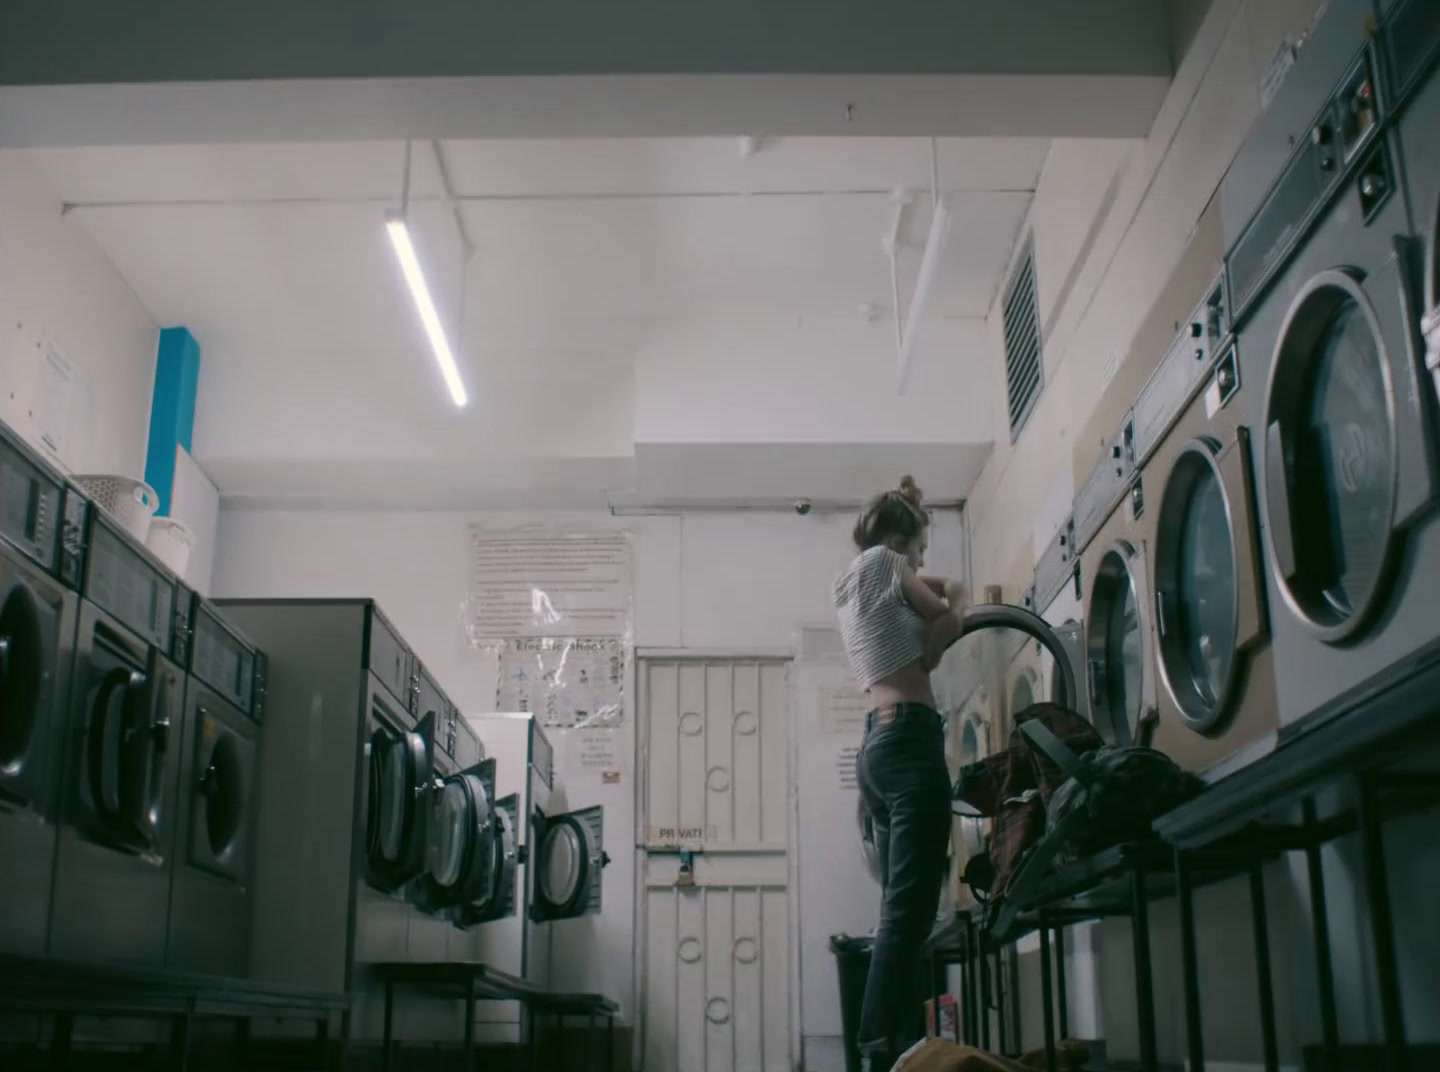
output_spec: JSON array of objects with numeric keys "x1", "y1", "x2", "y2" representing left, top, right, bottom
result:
[{"x1": 794, "y1": 499, "x2": 813, "y2": 516}]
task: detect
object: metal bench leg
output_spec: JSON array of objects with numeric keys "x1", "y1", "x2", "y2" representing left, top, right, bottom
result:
[
  {"x1": 1054, "y1": 923, "x2": 1069, "y2": 1041},
  {"x1": 1356, "y1": 777, "x2": 1408, "y2": 1072},
  {"x1": 315, "y1": 1013, "x2": 330, "y2": 1071},
  {"x1": 336, "y1": 1009, "x2": 352, "y2": 1072},
  {"x1": 464, "y1": 976, "x2": 476, "y2": 1072},
  {"x1": 1131, "y1": 865, "x2": 1158, "y2": 1072},
  {"x1": 1039, "y1": 920, "x2": 1057, "y2": 1072},
  {"x1": 1303, "y1": 799, "x2": 1342, "y2": 1072},
  {"x1": 51, "y1": 1011, "x2": 74, "y2": 1062},
  {"x1": 1176, "y1": 850, "x2": 1205, "y2": 1072},
  {"x1": 1249, "y1": 866, "x2": 1279, "y2": 1072},
  {"x1": 170, "y1": 1009, "x2": 194, "y2": 1072},
  {"x1": 383, "y1": 980, "x2": 396, "y2": 1072}
]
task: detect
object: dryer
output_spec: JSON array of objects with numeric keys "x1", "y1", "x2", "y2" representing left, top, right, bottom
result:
[
  {"x1": 1230, "y1": 26, "x2": 1440, "y2": 732},
  {"x1": 1078, "y1": 198, "x2": 1227, "y2": 752},
  {"x1": 0, "y1": 421, "x2": 85, "y2": 956},
  {"x1": 51, "y1": 508, "x2": 185, "y2": 965},
  {"x1": 165, "y1": 594, "x2": 265, "y2": 977},
  {"x1": 217, "y1": 599, "x2": 443, "y2": 1045},
  {"x1": 465, "y1": 713, "x2": 606, "y2": 1044}
]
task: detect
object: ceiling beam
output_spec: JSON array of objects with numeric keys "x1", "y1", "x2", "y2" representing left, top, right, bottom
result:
[
  {"x1": 4, "y1": 0, "x2": 1170, "y2": 85},
  {"x1": 0, "y1": 0, "x2": 1172, "y2": 144}
]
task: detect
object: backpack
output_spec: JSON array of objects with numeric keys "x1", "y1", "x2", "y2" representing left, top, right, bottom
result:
[{"x1": 953, "y1": 702, "x2": 1202, "y2": 939}]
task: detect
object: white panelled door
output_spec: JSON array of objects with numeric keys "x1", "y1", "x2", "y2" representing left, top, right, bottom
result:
[{"x1": 640, "y1": 658, "x2": 793, "y2": 1072}]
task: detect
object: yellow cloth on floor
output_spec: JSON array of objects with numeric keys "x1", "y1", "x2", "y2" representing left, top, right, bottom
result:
[{"x1": 893, "y1": 1038, "x2": 1090, "y2": 1072}]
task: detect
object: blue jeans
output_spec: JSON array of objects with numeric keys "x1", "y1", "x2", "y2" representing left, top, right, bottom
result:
[{"x1": 855, "y1": 704, "x2": 951, "y2": 1060}]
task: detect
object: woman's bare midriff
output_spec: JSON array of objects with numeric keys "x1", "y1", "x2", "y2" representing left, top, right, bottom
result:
[{"x1": 866, "y1": 659, "x2": 937, "y2": 710}]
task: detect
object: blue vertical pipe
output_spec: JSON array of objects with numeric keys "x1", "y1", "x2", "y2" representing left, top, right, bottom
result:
[{"x1": 144, "y1": 326, "x2": 200, "y2": 517}]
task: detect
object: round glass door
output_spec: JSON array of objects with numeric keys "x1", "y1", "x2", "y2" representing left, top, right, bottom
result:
[
  {"x1": 365, "y1": 720, "x2": 428, "y2": 890},
  {"x1": 1155, "y1": 441, "x2": 1239, "y2": 733},
  {"x1": 1264, "y1": 272, "x2": 1398, "y2": 641},
  {"x1": 1085, "y1": 544, "x2": 1146, "y2": 745},
  {"x1": 957, "y1": 711, "x2": 988, "y2": 860},
  {"x1": 199, "y1": 731, "x2": 244, "y2": 858},
  {"x1": 538, "y1": 822, "x2": 586, "y2": 908},
  {"x1": 0, "y1": 583, "x2": 43, "y2": 780},
  {"x1": 1010, "y1": 669, "x2": 1036, "y2": 717},
  {"x1": 430, "y1": 779, "x2": 470, "y2": 890}
]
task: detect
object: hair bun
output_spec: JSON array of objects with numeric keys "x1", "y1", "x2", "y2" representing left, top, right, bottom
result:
[{"x1": 896, "y1": 475, "x2": 923, "y2": 506}]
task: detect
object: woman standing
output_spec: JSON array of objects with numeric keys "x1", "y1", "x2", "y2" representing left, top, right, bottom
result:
[{"x1": 833, "y1": 477, "x2": 965, "y2": 1072}]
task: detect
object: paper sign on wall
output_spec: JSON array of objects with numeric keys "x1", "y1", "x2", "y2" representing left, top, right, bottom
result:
[
  {"x1": 494, "y1": 636, "x2": 626, "y2": 731},
  {"x1": 820, "y1": 685, "x2": 868, "y2": 735},
  {"x1": 467, "y1": 529, "x2": 632, "y2": 639}
]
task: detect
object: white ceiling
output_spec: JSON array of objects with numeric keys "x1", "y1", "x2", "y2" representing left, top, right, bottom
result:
[{"x1": 25, "y1": 136, "x2": 1048, "y2": 505}]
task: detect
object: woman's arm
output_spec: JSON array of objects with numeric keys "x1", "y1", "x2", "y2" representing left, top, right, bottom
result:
[{"x1": 901, "y1": 569, "x2": 953, "y2": 622}]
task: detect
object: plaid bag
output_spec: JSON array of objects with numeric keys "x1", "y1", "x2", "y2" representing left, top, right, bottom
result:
[{"x1": 953, "y1": 702, "x2": 1201, "y2": 938}]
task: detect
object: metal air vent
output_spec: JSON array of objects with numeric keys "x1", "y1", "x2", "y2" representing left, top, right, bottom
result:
[{"x1": 1002, "y1": 240, "x2": 1044, "y2": 440}]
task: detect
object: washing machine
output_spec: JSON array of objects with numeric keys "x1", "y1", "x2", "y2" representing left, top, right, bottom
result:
[
  {"x1": 1228, "y1": 29, "x2": 1440, "y2": 732},
  {"x1": 0, "y1": 422, "x2": 85, "y2": 956},
  {"x1": 50, "y1": 507, "x2": 184, "y2": 965},
  {"x1": 1385, "y1": 0, "x2": 1440, "y2": 408},
  {"x1": 465, "y1": 713, "x2": 607, "y2": 1043},
  {"x1": 164, "y1": 594, "x2": 264, "y2": 977},
  {"x1": 215, "y1": 601, "x2": 438, "y2": 1026}
]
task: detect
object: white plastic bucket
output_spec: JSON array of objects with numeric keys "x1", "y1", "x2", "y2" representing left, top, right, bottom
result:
[
  {"x1": 146, "y1": 517, "x2": 194, "y2": 580},
  {"x1": 74, "y1": 475, "x2": 158, "y2": 543}
]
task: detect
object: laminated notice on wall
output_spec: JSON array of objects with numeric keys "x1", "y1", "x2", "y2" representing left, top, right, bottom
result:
[
  {"x1": 494, "y1": 636, "x2": 626, "y2": 731},
  {"x1": 820, "y1": 686, "x2": 868, "y2": 735},
  {"x1": 467, "y1": 528, "x2": 632, "y2": 640}
]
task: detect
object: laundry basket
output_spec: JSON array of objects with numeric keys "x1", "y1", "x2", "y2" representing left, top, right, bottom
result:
[
  {"x1": 146, "y1": 517, "x2": 194, "y2": 579},
  {"x1": 74, "y1": 475, "x2": 158, "y2": 542}
]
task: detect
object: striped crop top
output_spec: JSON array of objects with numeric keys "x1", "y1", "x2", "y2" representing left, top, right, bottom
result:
[{"x1": 833, "y1": 545, "x2": 928, "y2": 690}]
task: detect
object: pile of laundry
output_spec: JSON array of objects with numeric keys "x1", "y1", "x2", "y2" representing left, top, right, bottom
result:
[{"x1": 893, "y1": 1038, "x2": 1090, "y2": 1072}]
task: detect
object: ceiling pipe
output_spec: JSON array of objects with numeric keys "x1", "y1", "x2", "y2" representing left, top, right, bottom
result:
[
  {"x1": 895, "y1": 194, "x2": 954, "y2": 396},
  {"x1": 884, "y1": 189, "x2": 913, "y2": 353}
]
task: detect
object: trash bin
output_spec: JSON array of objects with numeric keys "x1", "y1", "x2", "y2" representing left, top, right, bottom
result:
[
  {"x1": 829, "y1": 934, "x2": 874, "y2": 1072},
  {"x1": 831, "y1": 934, "x2": 948, "y2": 1072}
]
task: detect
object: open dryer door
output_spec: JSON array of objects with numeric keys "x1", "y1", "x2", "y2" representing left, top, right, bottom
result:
[
  {"x1": 414, "y1": 758, "x2": 497, "y2": 915},
  {"x1": 530, "y1": 805, "x2": 608, "y2": 922},
  {"x1": 365, "y1": 708, "x2": 434, "y2": 893},
  {"x1": 454, "y1": 791, "x2": 519, "y2": 927}
]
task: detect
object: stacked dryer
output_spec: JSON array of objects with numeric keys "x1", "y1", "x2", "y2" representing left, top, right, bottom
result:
[
  {"x1": 1221, "y1": 0, "x2": 1440, "y2": 734},
  {"x1": 0, "y1": 420, "x2": 86, "y2": 958},
  {"x1": 164, "y1": 592, "x2": 265, "y2": 977},
  {"x1": 50, "y1": 502, "x2": 186, "y2": 966},
  {"x1": 465, "y1": 713, "x2": 608, "y2": 1044}
]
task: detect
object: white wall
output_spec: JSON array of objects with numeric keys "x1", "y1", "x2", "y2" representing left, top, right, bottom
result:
[
  {"x1": 0, "y1": 149, "x2": 156, "y2": 476},
  {"x1": 966, "y1": 0, "x2": 1325, "y2": 589},
  {"x1": 212, "y1": 503, "x2": 969, "y2": 1026}
]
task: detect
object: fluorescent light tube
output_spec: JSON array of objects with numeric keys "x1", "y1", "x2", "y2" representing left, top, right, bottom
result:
[{"x1": 385, "y1": 212, "x2": 468, "y2": 407}]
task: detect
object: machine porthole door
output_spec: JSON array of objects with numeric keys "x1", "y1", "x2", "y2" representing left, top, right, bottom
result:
[
  {"x1": 1262, "y1": 269, "x2": 1403, "y2": 643},
  {"x1": 365, "y1": 708, "x2": 434, "y2": 892},
  {"x1": 530, "y1": 805, "x2": 607, "y2": 922},
  {"x1": 84, "y1": 645, "x2": 171, "y2": 854},
  {"x1": 189, "y1": 707, "x2": 254, "y2": 881},
  {"x1": 0, "y1": 580, "x2": 57, "y2": 804},
  {"x1": 1153, "y1": 418, "x2": 1267, "y2": 735},
  {"x1": 415, "y1": 759, "x2": 497, "y2": 913},
  {"x1": 1084, "y1": 542, "x2": 1148, "y2": 747}
]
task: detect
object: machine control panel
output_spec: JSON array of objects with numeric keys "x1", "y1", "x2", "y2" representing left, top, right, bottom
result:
[
  {"x1": 0, "y1": 429, "x2": 63, "y2": 575},
  {"x1": 84, "y1": 511, "x2": 176, "y2": 651},
  {"x1": 192, "y1": 597, "x2": 262, "y2": 719}
]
